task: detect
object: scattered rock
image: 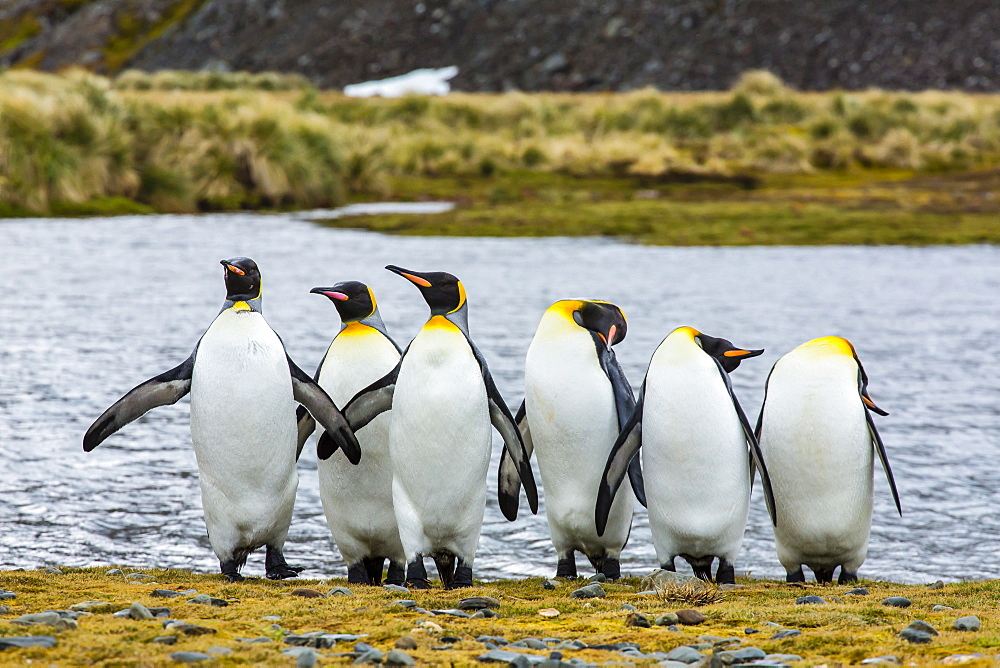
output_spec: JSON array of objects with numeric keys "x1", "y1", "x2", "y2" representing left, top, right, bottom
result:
[
  {"x1": 126, "y1": 573, "x2": 155, "y2": 581},
  {"x1": 478, "y1": 636, "x2": 509, "y2": 646},
  {"x1": 13, "y1": 612, "x2": 62, "y2": 626},
  {"x1": 391, "y1": 599, "x2": 418, "y2": 609},
  {"x1": 927, "y1": 580, "x2": 945, "y2": 590},
  {"x1": 771, "y1": 629, "x2": 801, "y2": 640},
  {"x1": 933, "y1": 604, "x2": 954, "y2": 611},
  {"x1": 459, "y1": 596, "x2": 500, "y2": 611},
  {"x1": 655, "y1": 613, "x2": 680, "y2": 626},
  {"x1": 766, "y1": 654, "x2": 804, "y2": 662},
  {"x1": 845, "y1": 588, "x2": 869, "y2": 596},
  {"x1": 906, "y1": 620, "x2": 938, "y2": 635},
  {"x1": 188, "y1": 594, "x2": 228, "y2": 607},
  {"x1": 0, "y1": 606, "x2": 9, "y2": 615},
  {"x1": 416, "y1": 620, "x2": 443, "y2": 634},
  {"x1": 0, "y1": 636, "x2": 57, "y2": 649},
  {"x1": 105, "y1": 569, "x2": 123, "y2": 576},
  {"x1": 538, "y1": 608, "x2": 559, "y2": 618},
  {"x1": 153, "y1": 636, "x2": 177, "y2": 645},
  {"x1": 70, "y1": 601, "x2": 115, "y2": 613},
  {"x1": 236, "y1": 637, "x2": 272, "y2": 644},
  {"x1": 553, "y1": 639, "x2": 585, "y2": 650},
  {"x1": 285, "y1": 632, "x2": 367, "y2": 649},
  {"x1": 646, "y1": 569, "x2": 707, "y2": 591},
  {"x1": 898, "y1": 627, "x2": 932, "y2": 644},
  {"x1": 0, "y1": 591, "x2": 14, "y2": 601},
  {"x1": 430, "y1": 608, "x2": 472, "y2": 618},
  {"x1": 148, "y1": 607, "x2": 171, "y2": 617},
  {"x1": 620, "y1": 603, "x2": 637, "y2": 611},
  {"x1": 795, "y1": 596, "x2": 826, "y2": 605},
  {"x1": 942, "y1": 654, "x2": 986, "y2": 665},
  {"x1": 542, "y1": 580, "x2": 557, "y2": 590},
  {"x1": 860, "y1": 656, "x2": 900, "y2": 665},
  {"x1": 763, "y1": 622, "x2": 783, "y2": 628},
  {"x1": 384, "y1": 584, "x2": 409, "y2": 594},
  {"x1": 290, "y1": 588, "x2": 324, "y2": 598},
  {"x1": 395, "y1": 636, "x2": 418, "y2": 649},
  {"x1": 569, "y1": 584, "x2": 605, "y2": 599},
  {"x1": 385, "y1": 649, "x2": 416, "y2": 665},
  {"x1": 55, "y1": 618, "x2": 78, "y2": 630},
  {"x1": 169, "y1": 652, "x2": 212, "y2": 663},
  {"x1": 151, "y1": 589, "x2": 185, "y2": 598},
  {"x1": 881, "y1": 596, "x2": 911, "y2": 608},
  {"x1": 664, "y1": 646, "x2": 704, "y2": 663},
  {"x1": 745, "y1": 628, "x2": 759, "y2": 634},
  {"x1": 588, "y1": 573, "x2": 607, "y2": 583},
  {"x1": 261, "y1": 615, "x2": 281, "y2": 621},
  {"x1": 512, "y1": 638, "x2": 548, "y2": 650},
  {"x1": 40, "y1": 566, "x2": 63, "y2": 574},
  {"x1": 626, "y1": 612, "x2": 651, "y2": 628},
  {"x1": 675, "y1": 609, "x2": 706, "y2": 625},
  {"x1": 954, "y1": 616, "x2": 981, "y2": 632},
  {"x1": 164, "y1": 622, "x2": 216, "y2": 636},
  {"x1": 478, "y1": 648, "x2": 546, "y2": 665},
  {"x1": 128, "y1": 601, "x2": 155, "y2": 620},
  {"x1": 354, "y1": 646, "x2": 383, "y2": 664},
  {"x1": 328, "y1": 587, "x2": 353, "y2": 596},
  {"x1": 296, "y1": 650, "x2": 318, "y2": 668},
  {"x1": 716, "y1": 647, "x2": 766, "y2": 664},
  {"x1": 206, "y1": 647, "x2": 232, "y2": 656}
]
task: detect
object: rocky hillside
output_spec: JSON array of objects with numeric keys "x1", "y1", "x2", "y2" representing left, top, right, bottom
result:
[{"x1": 1, "y1": 0, "x2": 998, "y2": 91}]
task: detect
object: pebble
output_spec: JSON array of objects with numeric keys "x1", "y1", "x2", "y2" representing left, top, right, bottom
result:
[
  {"x1": 646, "y1": 569, "x2": 708, "y2": 591},
  {"x1": 716, "y1": 647, "x2": 766, "y2": 664},
  {"x1": 518, "y1": 638, "x2": 549, "y2": 650},
  {"x1": 626, "y1": 612, "x2": 651, "y2": 628},
  {"x1": 477, "y1": 648, "x2": 546, "y2": 665},
  {"x1": 538, "y1": 608, "x2": 560, "y2": 617},
  {"x1": 570, "y1": 584, "x2": 605, "y2": 599},
  {"x1": 151, "y1": 589, "x2": 185, "y2": 598},
  {"x1": 285, "y1": 632, "x2": 367, "y2": 649},
  {"x1": 795, "y1": 596, "x2": 826, "y2": 605},
  {"x1": 393, "y1": 635, "x2": 417, "y2": 649},
  {"x1": 0, "y1": 590, "x2": 16, "y2": 600},
  {"x1": 744, "y1": 628, "x2": 759, "y2": 634},
  {"x1": 391, "y1": 599, "x2": 418, "y2": 609},
  {"x1": 328, "y1": 587, "x2": 353, "y2": 596},
  {"x1": 291, "y1": 588, "x2": 324, "y2": 598},
  {"x1": 954, "y1": 615, "x2": 981, "y2": 631},
  {"x1": 459, "y1": 596, "x2": 501, "y2": 610},
  {"x1": 105, "y1": 569, "x2": 123, "y2": 576},
  {"x1": 898, "y1": 627, "x2": 932, "y2": 644},
  {"x1": 148, "y1": 607, "x2": 171, "y2": 617},
  {"x1": 129, "y1": 601, "x2": 155, "y2": 620},
  {"x1": 766, "y1": 653, "x2": 803, "y2": 662},
  {"x1": 588, "y1": 573, "x2": 607, "y2": 583},
  {"x1": 906, "y1": 620, "x2": 938, "y2": 635},
  {"x1": 620, "y1": 603, "x2": 637, "y2": 612},
  {"x1": 431, "y1": 644, "x2": 453, "y2": 651},
  {"x1": 771, "y1": 629, "x2": 801, "y2": 640},
  {"x1": 13, "y1": 612, "x2": 62, "y2": 626},
  {"x1": 664, "y1": 646, "x2": 704, "y2": 663},
  {"x1": 416, "y1": 620, "x2": 443, "y2": 634},
  {"x1": 354, "y1": 648, "x2": 383, "y2": 664},
  {"x1": 126, "y1": 573, "x2": 155, "y2": 581},
  {"x1": 845, "y1": 588, "x2": 869, "y2": 596},
  {"x1": 942, "y1": 654, "x2": 987, "y2": 665},
  {"x1": 169, "y1": 652, "x2": 212, "y2": 663},
  {"x1": 927, "y1": 580, "x2": 945, "y2": 590},
  {"x1": 188, "y1": 594, "x2": 228, "y2": 607},
  {"x1": 654, "y1": 613, "x2": 680, "y2": 626},
  {"x1": 881, "y1": 596, "x2": 911, "y2": 608},
  {"x1": 384, "y1": 584, "x2": 410, "y2": 594},
  {"x1": 297, "y1": 651, "x2": 318, "y2": 668},
  {"x1": 261, "y1": 615, "x2": 281, "y2": 621},
  {"x1": 478, "y1": 635, "x2": 509, "y2": 646},
  {"x1": 553, "y1": 639, "x2": 585, "y2": 650},
  {"x1": 860, "y1": 656, "x2": 900, "y2": 665},
  {"x1": 206, "y1": 647, "x2": 232, "y2": 656},
  {"x1": 164, "y1": 622, "x2": 216, "y2": 636},
  {"x1": 542, "y1": 580, "x2": 558, "y2": 590},
  {"x1": 763, "y1": 621, "x2": 783, "y2": 628},
  {"x1": 385, "y1": 649, "x2": 416, "y2": 665},
  {"x1": 70, "y1": 601, "x2": 115, "y2": 613},
  {"x1": 675, "y1": 609, "x2": 706, "y2": 625},
  {"x1": 0, "y1": 606, "x2": 9, "y2": 615},
  {"x1": 933, "y1": 604, "x2": 954, "y2": 611},
  {"x1": 40, "y1": 566, "x2": 63, "y2": 574},
  {"x1": 431, "y1": 608, "x2": 473, "y2": 618},
  {"x1": 0, "y1": 636, "x2": 58, "y2": 649},
  {"x1": 236, "y1": 637, "x2": 272, "y2": 643},
  {"x1": 153, "y1": 636, "x2": 177, "y2": 645}
]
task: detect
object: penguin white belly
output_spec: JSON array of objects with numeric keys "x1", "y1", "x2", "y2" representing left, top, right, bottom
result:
[
  {"x1": 642, "y1": 357, "x2": 750, "y2": 564},
  {"x1": 190, "y1": 310, "x2": 298, "y2": 562},
  {"x1": 316, "y1": 330, "x2": 403, "y2": 565},
  {"x1": 761, "y1": 369, "x2": 873, "y2": 571},
  {"x1": 389, "y1": 323, "x2": 490, "y2": 563},
  {"x1": 525, "y1": 336, "x2": 633, "y2": 557}
]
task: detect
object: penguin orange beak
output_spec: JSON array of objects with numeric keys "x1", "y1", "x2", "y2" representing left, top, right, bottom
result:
[
  {"x1": 310, "y1": 287, "x2": 349, "y2": 300},
  {"x1": 604, "y1": 325, "x2": 617, "y2": 350},
  {"x1": 862, "y1": 389, "x2": 889, "y2": 416},
  {"x1": 723, "y1": 348, "x2": 764, "y2": 359},
  {"x1": 221, "y1": 261, "x2": 245, "y2": 275},
  {"x1": 386, "y1": 265, "x2": 432, "y2": 287}
]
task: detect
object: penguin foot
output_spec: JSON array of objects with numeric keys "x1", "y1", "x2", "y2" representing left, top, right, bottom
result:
[
  {"x1": 555, "y1": 554, "x2": 578, "y2": 579},
  {"x1": 266, "y1": 566, "x2": 300, "y2": 580},
  {"x1": 601, "y1": 557, "x2": 621, "y2": 581},
  {"x1": 264, "y1": 545, "x2": 299, "y2": 580},
  {"x1": 681, "y1": 554, "x2": 715, "y2": 581},
  {"x1": 406, "y1": 556, "x2": 431, "y2": 589},
  {"x1": 220, "y1": 559, "x2": 245, "y2": 582},
  {"x1": 716, "y1": 558, "x2": 736, "y2": 585},
  {"x1": 385, "y1": 562, "x2": 407, "y2": 587},
  {"x1": 448, "y1": 565, "x2": 474, "y2": 589},
  {"x1": 363, "y1": 557, "x2": 386, "y2": 586},
  {"x1": 347, "y1": 562, "x2": 371, "y2": 585},
  {"x1": 786, "y1": 567, "x2": 806, "y2": 583},
  {"x1": 660, "y1": 557, "x2": 677, "y2": 572},
  {"x1": 813, "y1": 566, "x2": 835, "y2": 584},
  {"x1": 407, "y1": 577, "x2": 432, "y2": 589},
  {"x1": 838, "y1": 568, "x2": 859, "y2": 584}
]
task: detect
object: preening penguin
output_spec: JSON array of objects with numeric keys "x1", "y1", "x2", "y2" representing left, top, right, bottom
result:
[
  {"x1": 297, "y1": 281, "x2": 406, "y2": 586},
  {"x1": 332, "y1": 265, "x2": 538, "y2": 589},
  {"x1": 84, "y1": 257, "x2": 360, "y2": 581},
  {"x1": 498, "y1": 299, "x2": 643, "y2": 580},
  {"x1": 756, "y1": 336, "x2": 900, "y2": 584},
  {"x1": 596, "y1": 326, "x2": 775, "y2": 584}
]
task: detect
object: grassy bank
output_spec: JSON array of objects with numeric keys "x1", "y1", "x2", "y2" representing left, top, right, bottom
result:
[
  {"x1": 0, "y1": 568, "x2": 996, "y2": 665},
  {"x1": 1, "y1": 69, "x2": 999, "y2": 244}
]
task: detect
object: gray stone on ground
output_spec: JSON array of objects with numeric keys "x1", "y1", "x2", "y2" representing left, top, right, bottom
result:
[
  {"x1": 860, "y1": 658, "x2": 899, "y2": 665},
  {"x1": 152, "y1": 589, "x2": 185, "y2": 598},
  {"x1": 542, "y1": 580, "x2": 557, "y2": 590},
  {"x1": 477, "y1": 648, "x2": 546, "y2": 665},
  {"x1": 105, "y1": 569, "x2": 123, "y2": 576},
  {"x1": 328, "y1": 587, "x2": 353, "y2": 596},
  {"x1": 163, "y1": 621, "x2": 216, "y2": 635},
  {"x1": 354, "y1": 648, "x2": 383, "y2": 664},
  {"x1": 472, "y1": 608, "x2": 498, "y2": 619},
  {"x1": 881, "y1": 596, "x2": 911, "y2": 608},
  {"x1": 516, "y1": 638, "x2": 549, "y2": 650},
  {"x1": 236, "y1": 637, "x2": 272, "y2": 643},
  {"x1": 569, "y1": 583, "x2": 605, "y2": 599},
  {"x1": 795, "y1": 596, "x2": 826, "y2": 605},
  {"x1": 845, "y1": 588, "x2": 869, "y2": 596},
  {"x1": 296, "y1": 650, "x2": 318, "y2": 668},
  {"x1": 766, "y1": 653, "x2": 803, "y2": 661},
  {"x1": 716, "y1": 647, "x2": 766, "y2": 664},
  {"x1": 655, "y1": 613, "x2": 680, "y2": 626},
  {"x1": 664, "y1": 646, "x2": 703, "y2": 663},
  {"x1": 0, "y1": 590, "x2": 15, "y2": 600},
  {"x1": 291, "y1": 588, "x2": 324, "y2": 598},
  {"x1": 13, "y1": 612, "x2": 62, "y2": 626},
  {"x1": 40, "y1": 566, "x2": 63, "y2": 574},
  {"x1": 459, "y1": 596, "x2": 501, "y2": 610},
  {"x1": 0, "y1": 606, "x2": 9, "y2": 615},
  {"x1": 153, "y1": 636, "x2": 177, "y2": 645},
  {"x1": 898, "y1": 627, "x2": 932, "y2": 644},
  {"x1": 430, "y1": 608, "x2": 472, "y2": 618},
  {"x1": 0, "y1": 636, "x2": 57, "y2": 649},
  {"x1": 675, "y1": 609, "x2": 706, "y2": 625},
  {"x1": 385, "y1": 648, "x2": 416, "y2": 665},
  {"x1": 770, "y1": 629, "x2": 801, "y2": 640},
  {"x1": 927, "y1": 580, "x2": 945, "y2": 590},
  {"x1": 588, "y1": 573, "x2": 607, "y2": 583},
  {"x1": 129, "y1": 601, "x2": 155, "y2": 620},
  {"x1": 126, "y1": 572, "x2": 155, "y2": 581},
  {"x1": 626, "y1": 612, "x2": 651, "y2": 628},
  {"x1": 391, "y1": 599, "x2": 417, "y2": 609},
  {"x1": 645, "y1": 569, "x2": 707, "y2": 591},
  {"x1": 70, "y1": 600, "x2": 115, "y2": 612},
  {"x1": 933, "y1": 605, "x2": 954, "y2": 611},
  {"x1": 261, "y1": 615, "x2": 281, "y2": 621},
  {"x1": 384, "y1": 584, "x2": 409, "y2": 594},
  {"x1": 169, "y1": 652, "x2": 212, "y2": 663},
  {"x1": 745, "y1": 628, "x2": 758, "y2": 634},
  {"x1": 188, "y1": 594, "x2": 228, "y2": 607},
  {"x1": 395, "y1": 635, "x2": 418, "y2": 649},
  {"x1": 941, "y1": 655, "x2": 985, "y2": 665},
  {"x1": 953, "y1": 615, "x2": 981, "y2": 631},
  {"x1": 906, "y1": 620, "x2": 938, "y2": 635},
  {"x1": 206, "y1": 646, "x2": 232, "y2": 655}
]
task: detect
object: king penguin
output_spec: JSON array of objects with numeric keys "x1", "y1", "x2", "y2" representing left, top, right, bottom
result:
[
  {"x1": 332, "y1": 265, "x2": 538, "y2": 589},
  {"x1": 756, "y1": 336, "x2": 901, "y2": 584},
  {"x1": 84, "y1": 257, "x2": 361, "y2": 581},
  {"x1": 596, "y1": 326, "x2": 776, "y2": 584},
  {"x1": 297, "y1": 280, "x2": 406, "y2": 586},
  {"x1": 497, "y1": 299, "x2": 644, "y2": 580}
]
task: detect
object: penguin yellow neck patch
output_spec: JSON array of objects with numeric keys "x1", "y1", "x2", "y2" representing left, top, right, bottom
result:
[
  {"x1": 426, "y1": 314, "x2": 460, "y2": 331},
  {"x1": 230, "y1": 301, "x2": 252, "y2": 312},
  {"x1": 339, "y1": 321, "x2": 375, "y2": 337}
]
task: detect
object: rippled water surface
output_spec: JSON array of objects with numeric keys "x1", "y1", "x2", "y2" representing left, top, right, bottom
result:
[{"x1": 1, "y1": 208, "x2": 997, "y2": 583}]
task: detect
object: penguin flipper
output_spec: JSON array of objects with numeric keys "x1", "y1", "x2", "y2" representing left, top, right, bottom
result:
[
  {"x1": 714, "y1": 359, "x2": 777, "y2": 527},
  {"x1": 598, "y1": 347, "x2": 647, "y2": 508},
  {"x1": 341, "y1": 362, "x2": 400, "y2": 433},
  {"x1": 83, "y1": 353, "x2": 195, "y2": 452},
  {"x1": 595, "y1": 384, "x2": 644, "y2": 537},
  {"x1": 867, "y1": 408, "x2": 902, "y2": 516},
  {"x1": 295, "y1": 406, "x2": 316, "y2": 460},
  {"x1": 498, "y1": 401, "x2": 535, "y2": 521},
  {"x1": 288, "y1": 355, "x2": 361, "y2": 464}
]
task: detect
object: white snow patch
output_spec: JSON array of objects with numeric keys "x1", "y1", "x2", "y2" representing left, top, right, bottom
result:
[{"x1": 343, "y1": 66, "x2": 459, "y2": 98}]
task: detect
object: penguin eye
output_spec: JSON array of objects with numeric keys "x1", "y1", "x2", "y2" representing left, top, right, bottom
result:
[
  {"x1": 573, "y1": 311, "x2": 585, "y2": 327},
  {"x1": 694, "y1": 336, "x2": 704, "y2": 349}
]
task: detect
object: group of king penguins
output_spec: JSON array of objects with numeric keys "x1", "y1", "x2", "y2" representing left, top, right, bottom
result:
[{"x1": 84, "y1": 257, "x2": 901, "y2": 588}]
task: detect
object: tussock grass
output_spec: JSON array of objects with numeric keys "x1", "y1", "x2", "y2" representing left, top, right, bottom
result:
[
  {"x1": 649, "y1": 580, "x2": 726, "y2": 607},
  {"x1": 0, "y1": 569, "x2": 997, "y2": 665}
]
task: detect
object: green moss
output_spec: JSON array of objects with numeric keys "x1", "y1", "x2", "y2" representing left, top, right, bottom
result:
[
  {"x1": 49, "y1": 197, "x2": 153, "y2": 216},
  {"x1": 0, "y1": 14, "x2": 42, "y2": 52},
  {"x1": 103, "y1": 0, "x2": 209, "y2": 72}
]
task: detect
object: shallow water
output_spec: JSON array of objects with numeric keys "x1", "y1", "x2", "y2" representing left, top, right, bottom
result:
[{"x1": 0, "y1": 207, "x2": 997, "y2": 583}]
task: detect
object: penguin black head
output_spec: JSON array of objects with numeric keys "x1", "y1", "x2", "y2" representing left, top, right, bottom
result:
[
  {"x1": 385, "y1": 265, "x2": 466, "y2": 315},
  {"x1": 220, "y1": 257, "x2": 262, "y2": 311},
  {"x1": 310, "y1": 281, "x2": 377, "y2": 323},
  {"x1": 694, "y1": 331, "x2": 763, "y2": 372},
  {"x1": 571, "y1": 300, "x2": 627, "y2": 349}
]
